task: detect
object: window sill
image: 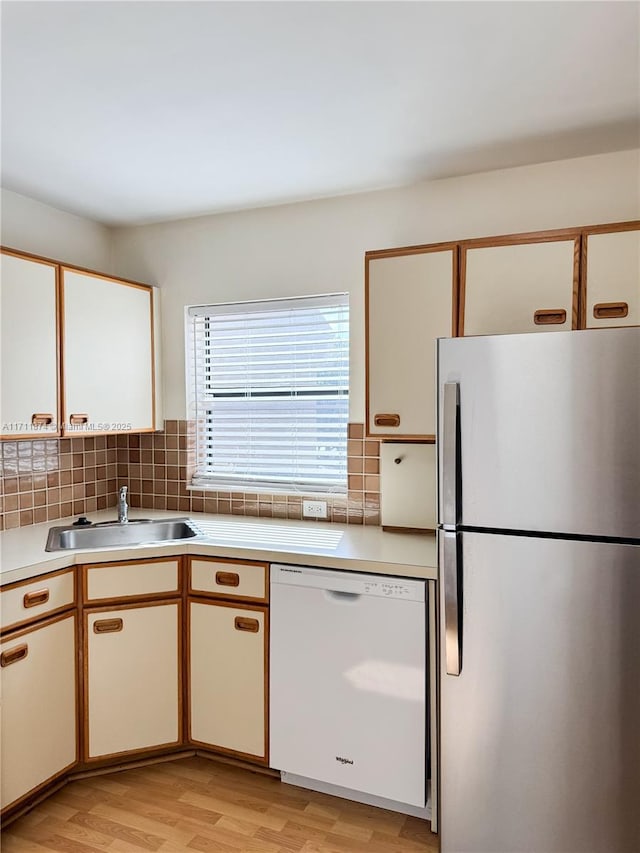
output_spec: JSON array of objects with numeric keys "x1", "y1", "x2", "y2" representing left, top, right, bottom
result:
[{"x1": 186, "y1": 483, "x2": 347, "y2": 500}]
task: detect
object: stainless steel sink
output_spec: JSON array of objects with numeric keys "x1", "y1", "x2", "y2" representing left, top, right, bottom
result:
[{"x1": 45, "y1": 518, "x2": 200, "y2": 551}]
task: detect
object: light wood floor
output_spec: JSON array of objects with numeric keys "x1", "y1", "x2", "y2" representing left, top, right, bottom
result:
[{"x1": 1, "y1": 756, "x2": 439, "y2": 852}]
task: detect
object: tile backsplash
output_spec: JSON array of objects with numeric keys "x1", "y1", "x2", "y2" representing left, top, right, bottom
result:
[
  {"x1": 0, "y1": 422, "x2": 380, "y2": 530},
  {"x1": 0, "y1": 436, "x2": 119, "y2": 531}
]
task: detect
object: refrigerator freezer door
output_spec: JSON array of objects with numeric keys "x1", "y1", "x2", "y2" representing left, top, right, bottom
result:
[
  {"x1": 437, "y1": 327, "x2": 640, "y2": 539},
  {"x1": 439, "y1": 531, "x2": 640, "y2": 853}
]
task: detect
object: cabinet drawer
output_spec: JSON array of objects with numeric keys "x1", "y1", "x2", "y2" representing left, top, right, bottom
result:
[
  {"x1": 83, "y1": 558, "x2": 180, "y2": 603},
  {"x1": 189, "y1": 558, "x2": 268, "y2": 602},
  {"x1": 1, "y1": 570, "x2": 75, "y2": 633}
]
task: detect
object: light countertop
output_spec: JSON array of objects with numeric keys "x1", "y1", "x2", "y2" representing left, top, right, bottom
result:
[{"x1": 0, "y1": 509, "x2": 438, "y2": 587}]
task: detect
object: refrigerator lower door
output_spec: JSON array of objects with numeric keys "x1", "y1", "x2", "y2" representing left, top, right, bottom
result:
[
  {"x1": 437, "y1": 328, "x2": 640, "y2": 539},
  {"x1": 439, "y1": 531, "x2": 640, "y2": 853}
]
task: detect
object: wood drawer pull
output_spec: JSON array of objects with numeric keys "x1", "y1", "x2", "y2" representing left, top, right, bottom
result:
[
  {"x1": 234, "y1": 617, "x2": 260, "y2": 633},
  {"x1": 374, "y1": 413, "x2": 401, "y2": 428},
  {"x1": 593, "y1": 302, "x2": 629, "y2": 319},
  {"x1": 1, "y1": 644, "x2": 28, "y2": 667},
  {"x1": 69, "y1": 413, "x2": 89, "y2": 425},
  {"x1": 534, "y1": 309, "x2": 567, "y2": 325},
  {"x1": 23, "y1": 588, "x2": 50, "y2": 608},
  {"x1": 93, "y1": 618, "x2": 123, "y2": 634},
  {"x1": 31, "y1": 413, "x2": 54, "y2": 427},
  {"x1": 216, "y1": 571, "x2": 240, "y2": 587}
]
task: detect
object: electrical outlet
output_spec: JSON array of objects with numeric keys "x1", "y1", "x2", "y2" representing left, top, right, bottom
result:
[{"x1": 303, "y1": 500, "x2": 328, "y2": 519}]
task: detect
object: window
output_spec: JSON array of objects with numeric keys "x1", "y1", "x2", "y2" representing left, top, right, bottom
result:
[{"x1": 186, "y1": 293, "x2": 349, "y2": 494}]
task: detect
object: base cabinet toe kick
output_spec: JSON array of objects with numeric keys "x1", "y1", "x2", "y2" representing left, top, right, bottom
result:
[{"x1": 0, "y1": 556, "x2": 437, "y2": 831}]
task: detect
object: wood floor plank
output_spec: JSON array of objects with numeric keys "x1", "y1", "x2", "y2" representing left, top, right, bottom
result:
[
  {"x1": 2, "y1": 756, "x2": 437, "y2": 853},
  {"x1": 87, "y1": 802, "x2": 200, "y2": 850},
  {"x1": 179, "y1": 792, "x2": 287, "y2": 833},
  {"x1": 1, "y1": 836, "x2": 67, "y2": 853},
  {"x1": 11, "y1": 814, "x2": 114, "y2": 851},
  {"x1": 68, "y1": 811, "x2": 166, "y2": 851}
]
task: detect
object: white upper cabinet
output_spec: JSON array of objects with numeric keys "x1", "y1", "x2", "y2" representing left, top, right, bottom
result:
[
  {"x1": 583, "y1": 227, "x2": 640, "y2": 328},
  {"x1": 366, "y1": 247, "x2": 455, "y2": 439},
  {"x1": 1, "y1": 252, "x2": 59, "y2": 438},
  {"x1": 62, "y1": 269, "x2": 155, "y2": 434},
  {"x1": 461, "y1": 238, "x2": 579, "y2": 336}
]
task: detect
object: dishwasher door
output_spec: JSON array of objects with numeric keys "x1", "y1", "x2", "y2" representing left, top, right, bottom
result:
[{"x1": 269, "y1": 564, "x2": 427, "y2": 807}]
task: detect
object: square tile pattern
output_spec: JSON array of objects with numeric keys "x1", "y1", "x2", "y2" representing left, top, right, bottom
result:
[{"x1": 0, "y1": 423, "x2": 380, "y2": 530}]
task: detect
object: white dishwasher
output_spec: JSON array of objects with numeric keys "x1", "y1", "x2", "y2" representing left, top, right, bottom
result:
[{"x1": 270, "y1": 564, "x2": 427, "y2": 810}]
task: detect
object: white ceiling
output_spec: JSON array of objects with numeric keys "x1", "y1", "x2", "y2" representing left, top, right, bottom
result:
[{"x1": 1, "y1": 1, "x2": 639, "y2": 226}]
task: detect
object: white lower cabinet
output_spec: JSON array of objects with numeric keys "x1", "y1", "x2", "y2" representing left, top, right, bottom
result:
[
  {"x1": 190, "y1": 600, "x2": 267, "y2": 761},
  {"x1": 86, "y1": 602, "x2": 181, "y2": 759},
  {"x1": 0, "y1": 614, "x2": 77, "y2": 810}
]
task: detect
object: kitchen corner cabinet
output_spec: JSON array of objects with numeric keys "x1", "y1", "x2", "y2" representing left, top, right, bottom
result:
[
  {"x1": 366, "y1": 246, "x2": 456, "y2": 439},
  {"x1": 85, "y1": 601, "x2": 181, "y2": 759},
  {"x1": 190, "y1": 600, "x2": 267, "y2": 761},
  {"x1": 583, "y1": 225, "x2": 640, "y2": 328},
  {"x1": 0, "y1": 613, "x2": 77, "y2": 811},
  {"x1": 460, "y1": 236, "x2": 579, "y2": 336},
  {"x1": 62, "y1": 269, "x2": 155, "y2": 434},
  {"x1": 0, "y1": 251, "x2": 60, "y2": 438}
]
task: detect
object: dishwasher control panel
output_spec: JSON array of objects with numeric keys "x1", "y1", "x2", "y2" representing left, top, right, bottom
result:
[
  {"x1": 271, "y1": 564, "x2": 426, "y2": 602},
  {"x1": 363, "y1": 580, "x2": 416, "y2": 598}
]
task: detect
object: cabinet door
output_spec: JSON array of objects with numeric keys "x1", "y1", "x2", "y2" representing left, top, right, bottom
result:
[
  {"x1": 190, "y1": 601, "x2": 266, "y2": 761},
  {"x1": 461, "y1": 238, "x2": 578, "y2": 335},
  {"x1": 1, "y1": 614, "x2": 77, "y2": 811},
  {"x1": 86, "y1": 602, "x2": 180, "y2": 759},
  {"x1": 584, "y1": 228, "x2": 640, "y2": 328},
  {"x1": 1, "y1": 252, "x2": 59, "y2": 438},
  {"x1": 62, "y1": 269, "x2": 154, "y2": 434},
  {"x1": 367, "y1": 248, "x2": 455, "y2": 439}
]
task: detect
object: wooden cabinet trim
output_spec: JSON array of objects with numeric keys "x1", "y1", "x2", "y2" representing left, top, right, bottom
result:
[
  {"x1": 459, "y1": 227, "x2": 582, "y2": 249},
  {"x1": 365, "y1": 240, "x2": 459, "y2": 261},
  {"x1": 186, "y1": 597, "x2": 269, "y2": 765},
  {"x1": 82, "y1": 597, "x2": 184, "y2": 764},
  {"x1": 579, "y1": 219, "x2": 640, "y2": 236}
]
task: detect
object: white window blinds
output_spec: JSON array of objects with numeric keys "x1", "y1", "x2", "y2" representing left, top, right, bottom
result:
[{"x1": 186, "y1": 293, "x2": 349, "y2": 494}]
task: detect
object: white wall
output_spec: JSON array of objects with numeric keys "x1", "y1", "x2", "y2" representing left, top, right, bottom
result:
[
  {"x1": 1, "y1": 188, "x2": 112, "y2": 272},
  {"x1": 109, "y1": 148, "x2": 639, "y2": 420}
]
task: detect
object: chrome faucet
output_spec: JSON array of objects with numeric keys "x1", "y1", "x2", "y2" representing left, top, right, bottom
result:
[{"x1": 117, "y1": 486, "x2": 129, "y2": 524}]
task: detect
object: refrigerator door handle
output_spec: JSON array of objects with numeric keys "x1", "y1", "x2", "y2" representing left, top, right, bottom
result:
[
  {"x1": 442, "y1": 381, "x2": 460, "y2": 528},
  {"x1": 441, "y1": 530, "x2": 462, "y2": 676}
]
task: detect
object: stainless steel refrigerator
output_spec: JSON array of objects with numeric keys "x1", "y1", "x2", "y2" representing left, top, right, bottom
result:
[{"x1": 436, "y1": 327, "x2": 640, "y2": 853}]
